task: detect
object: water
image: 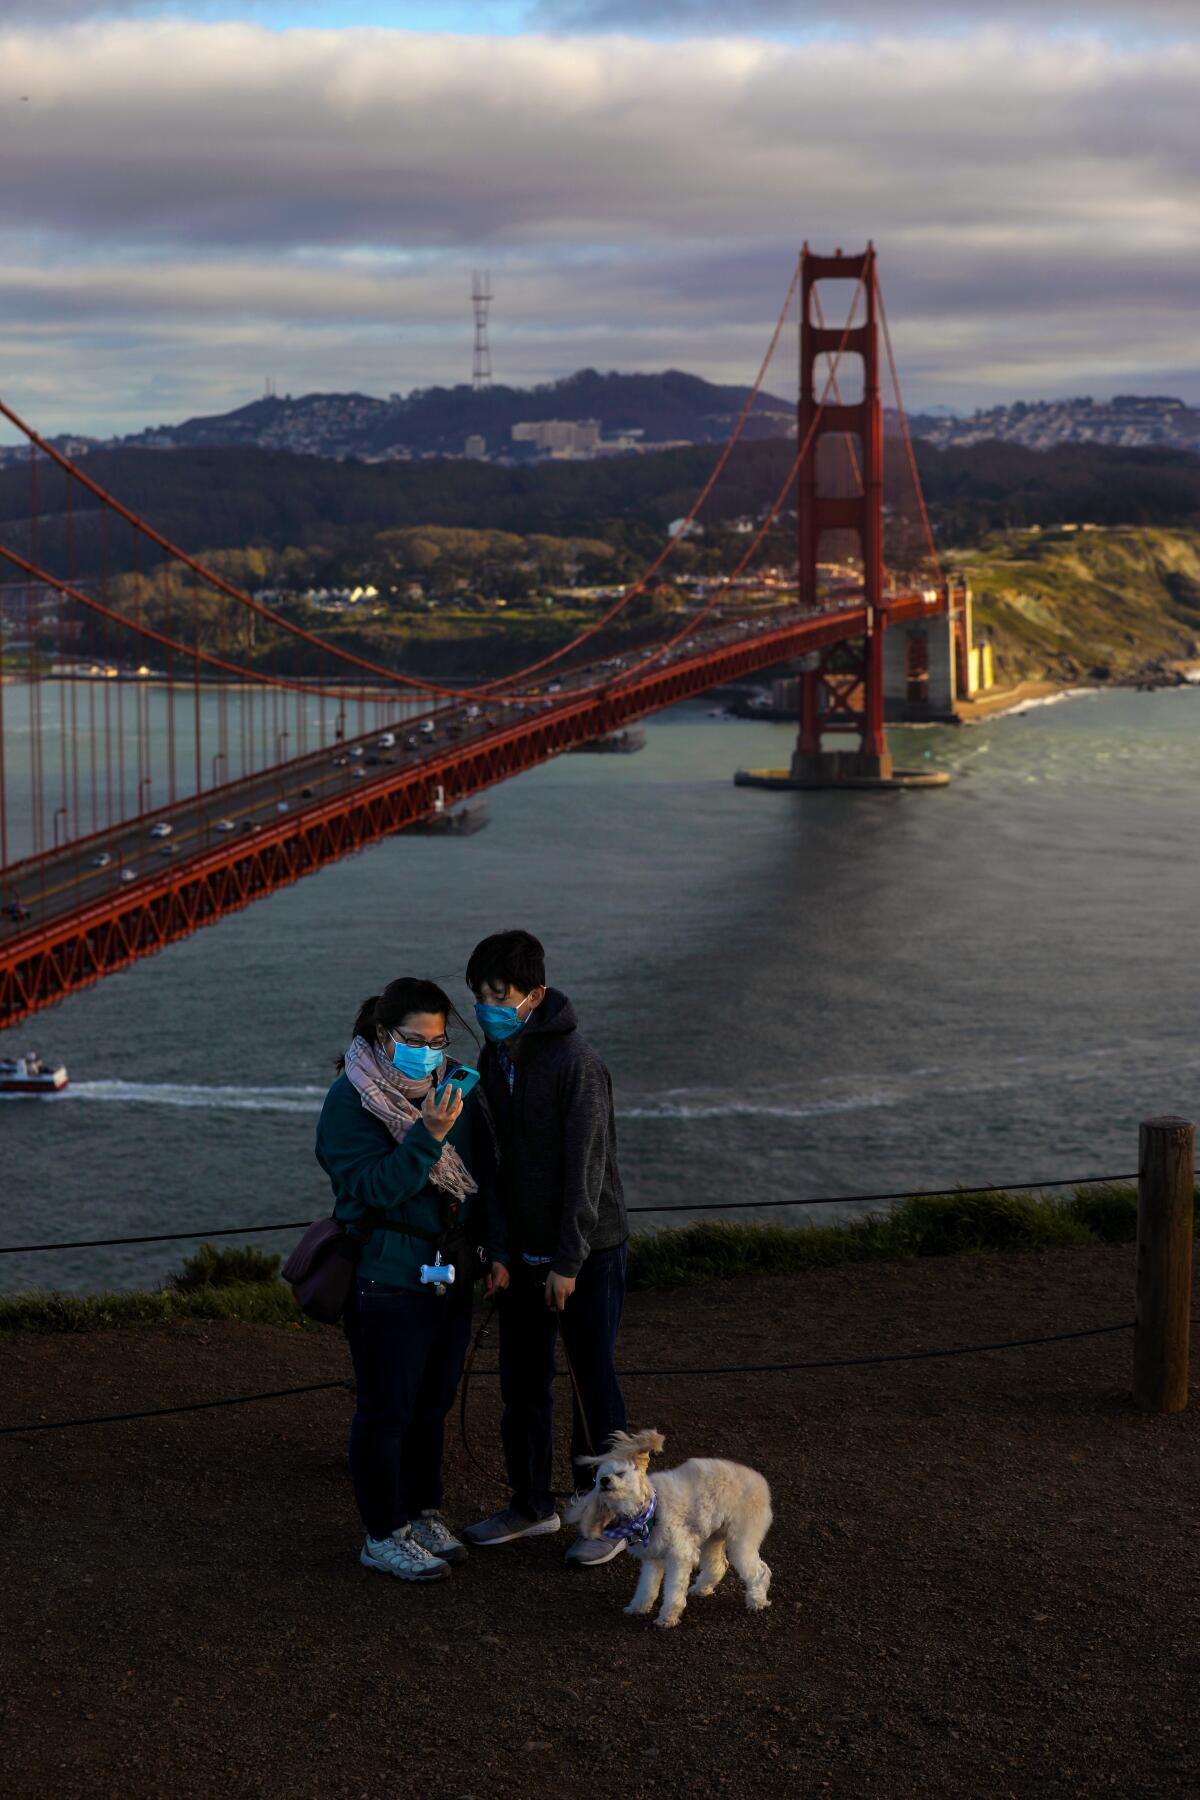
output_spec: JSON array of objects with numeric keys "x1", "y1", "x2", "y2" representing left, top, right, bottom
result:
[{"x1": 3, "y1": 685, "x2": 1200, "y2": 1296}]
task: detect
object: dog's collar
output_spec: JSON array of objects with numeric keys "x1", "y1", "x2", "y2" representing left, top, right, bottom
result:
[{"x1": 600, "y1": 1490, "x2": 657, "y2": 1546}]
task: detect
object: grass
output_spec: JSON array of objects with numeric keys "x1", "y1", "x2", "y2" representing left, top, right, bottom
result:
[
  {"x1": 950, "y1": 524, "x2": 1200, "y2": 684},
  {"x1": 2, "y1": 1182, "x2": 1186, "y2": 1335},
  {"x1": 0, "y1": 1279, "x2": 307, "y2": 1335}
]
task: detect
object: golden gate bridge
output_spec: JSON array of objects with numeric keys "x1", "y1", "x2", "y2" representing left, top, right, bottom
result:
[{"x1": 0, "y1": 245, "x2": 947, "y2": 1028}]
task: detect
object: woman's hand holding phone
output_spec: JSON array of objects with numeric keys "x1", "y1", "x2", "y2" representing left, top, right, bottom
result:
[{"x1": 422, "y1": 1081, "x2": 463, "y2": 1142}]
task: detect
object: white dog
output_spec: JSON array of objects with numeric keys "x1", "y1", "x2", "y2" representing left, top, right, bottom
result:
[{"x1": 566, "y1": 1428, "x2": 772, "y2": 1630}]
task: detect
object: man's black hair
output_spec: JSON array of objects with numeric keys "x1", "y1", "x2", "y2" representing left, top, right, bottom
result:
[{"x1": 466, "y1": 929, "x2": 546, "y2": 997}]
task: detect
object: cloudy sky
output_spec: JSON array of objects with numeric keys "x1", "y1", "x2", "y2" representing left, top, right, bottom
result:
[{"x1": 0, "y1": 1, "x2": 1196, "y2": 440}]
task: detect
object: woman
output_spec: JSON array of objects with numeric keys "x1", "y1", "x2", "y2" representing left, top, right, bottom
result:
[{"x1": 315, "y1": 976, "x2": 509, "y2": 1583}]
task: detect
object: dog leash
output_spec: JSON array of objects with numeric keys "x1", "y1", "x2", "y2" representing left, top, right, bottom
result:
[
  {"x1": 458, "y1": 1284, "x2": 598, "y2": 1499},
  {"x1": 458, "y1": 1297, "x2": 509, "y2": 1494},
  {"x1": 557, "y1": 1328, "x2": 596, "y2": 1460}
]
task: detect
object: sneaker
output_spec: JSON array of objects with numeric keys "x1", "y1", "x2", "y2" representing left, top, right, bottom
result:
[
  {"x1": 461, "y1": 1506, "x2": 561, "y2": 1547},
  {"x1": 565, "y1": 1533, "x2": 627, "y2": 1568},
  {"x1": 409, "y1": 1510, "x2": 468, "y2": 1565},
  {"x1": 360, "y1": 1525, "x2": 450, "y2": 1582}
]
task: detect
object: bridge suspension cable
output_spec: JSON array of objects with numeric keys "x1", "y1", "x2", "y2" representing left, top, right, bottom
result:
[
  {"x1": 601, "y1": 276, "x2": 866, "y2": 695},
  {"x1": 877, "y1": 281, "x2": 944, "y2": 589},
  {"x1": 477, "y1": 255, "x2": 805, "y2": 692},
  {"x1": 0, "y1": 259, "x2": 802, "y2": 711}
]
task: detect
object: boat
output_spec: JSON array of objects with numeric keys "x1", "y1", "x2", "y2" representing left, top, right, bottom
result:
[
  {"x1": 408, "y1": 799, "x2": 490, "y2": 837},
  {"x1": 0, "y1": 1052, "x2": 69, "y2": 1095},
  {"x1": 566, "y1": 726, "x2": 647, "y2": 755}
]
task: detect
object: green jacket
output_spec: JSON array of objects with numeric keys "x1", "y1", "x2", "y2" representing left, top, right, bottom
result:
[{"x1": 315, "y1": 1073, "x2": 506, "y2": 1292}]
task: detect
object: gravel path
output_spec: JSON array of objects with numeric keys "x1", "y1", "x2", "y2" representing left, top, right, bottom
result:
[{"x1": 1, "y1": 1242, "x2": 1196, "y2": 1799}]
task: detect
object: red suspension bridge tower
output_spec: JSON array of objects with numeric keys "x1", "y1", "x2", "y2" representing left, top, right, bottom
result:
[{"x1": 739, "y1": 243, "x2": 948, "y2": 793}]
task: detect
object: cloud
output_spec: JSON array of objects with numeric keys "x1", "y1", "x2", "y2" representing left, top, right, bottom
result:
[
  {"x1": 0, "y1": 19, "x2": 1197, "y2": 435},
  {"x1": 532, "y1": 0, "x2": 1199, "y2": 30}
]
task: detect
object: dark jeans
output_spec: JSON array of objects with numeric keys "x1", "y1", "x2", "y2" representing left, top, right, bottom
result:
[
  {"x1": 497, "y1": 1242, "x2": 628, "y2": 1519},
  {"x1": 343, "y1": 1275, "x2": 473, "y2": 1540}
]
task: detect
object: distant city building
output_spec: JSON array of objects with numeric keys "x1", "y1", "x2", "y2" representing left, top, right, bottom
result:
[
  {"x1": 511, "y1": 419, "x2": 602, "y2": 457},
  {"x1": 922, "y1": 394, "x2": 1200, "y2": 455},
  {"x1": 464, "y1": 434, "x2": 487, "y2": 459}
]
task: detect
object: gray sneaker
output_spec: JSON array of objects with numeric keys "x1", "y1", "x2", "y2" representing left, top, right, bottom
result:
[
  {"x1": 409, "y1": 1510, "x2": 468, "y2": 1565},
  {"x1": 461, "y1": 1506, "x2": 561, "y2": 1547},
  {"x1": 360, "y1": 1525, "x2": 450, "y2": 1582},
  {"x1": 565, "y1": 1533, "x2": 627, "y2": 1568}
]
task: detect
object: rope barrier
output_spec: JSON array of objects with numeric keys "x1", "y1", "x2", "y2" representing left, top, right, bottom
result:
[
  {"x1": 0, "y1": 1174, "x2": 1140, "y2": 1257},
  {"x1": 0, "y1": 1381, "x2": 348, "y2": 1436},
  {"x1": 0, "y1": 1166, "x2": 1144, "y2": 1252},
  {"x1": 0, "y1": 1320, "x2": 1138, "y2": 1438}
]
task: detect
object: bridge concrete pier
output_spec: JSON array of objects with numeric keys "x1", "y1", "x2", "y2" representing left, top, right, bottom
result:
[{"x1": 735, "y1": 750, "x2": 949, "y2": 792}]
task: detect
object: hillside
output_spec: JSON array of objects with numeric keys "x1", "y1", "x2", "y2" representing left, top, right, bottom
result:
[
  {"x1": 5, "y1": 434, "x2": 1200, "y2": 688},
  {"x1": 0, "y1": 439, "x2": 794, "y2": 583},
  {"x1": 952, "y1": 526, "x2": 1200, "y2": 684},
  {"x1": 7, "y1": 436, "x2": 1200, "y2": 589},
  {"x1": 107, "y1": 368, "x2": 795, "y2": 460}
]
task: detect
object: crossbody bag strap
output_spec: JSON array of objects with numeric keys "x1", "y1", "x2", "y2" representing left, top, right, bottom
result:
[{"x1": 344, "y1": 1205, "x2": 442, "y2": 1247}]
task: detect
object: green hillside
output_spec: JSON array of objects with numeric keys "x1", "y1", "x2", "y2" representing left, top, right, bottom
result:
[{"x1": 949, "y1": 525, "x2": 1200, "y2": 684}]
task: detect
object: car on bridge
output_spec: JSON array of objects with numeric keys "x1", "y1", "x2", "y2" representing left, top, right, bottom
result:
[
  {"x1": 91, "y1": 851, "x2": 113, "y2": 869},
  {"x1": 3, "y1": 897, "x2": 31, "y2": 922},
  {"x1": 119, "y1": 869, "x2": 137, "y2": 884},
  {"x1": 147, "y1": 822, "x2": 173, "y2": 839},
  {"x1": 377, "y1": 733, "x2": 396, "y2": 748},
  {"x1": 214, "y1": 818, "x2": 236, "y2": 833}
]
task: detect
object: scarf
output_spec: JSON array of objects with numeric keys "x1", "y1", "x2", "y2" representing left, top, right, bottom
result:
[
  {"x1": 600, "y1": 1490, "x2": 657, "y2": 1547},
  {"x1": 342, "y1": 1035, "x2": 478, "y2": 1205}
]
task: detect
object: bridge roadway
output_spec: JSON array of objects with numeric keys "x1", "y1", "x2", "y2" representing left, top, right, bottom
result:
[{"x1": 0, "y1": 589, "x2": 942, "y2": 1025}]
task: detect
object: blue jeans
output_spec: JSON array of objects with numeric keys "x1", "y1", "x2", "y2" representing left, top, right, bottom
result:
[
  {"x1": 497, "y1": 1242, "x2": 628, "y2": 1519},
  {"x1": 343, "y1": 1276, "x2": 473, "y2": 1540}
]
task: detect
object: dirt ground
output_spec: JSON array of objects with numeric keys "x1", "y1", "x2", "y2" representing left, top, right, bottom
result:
[{"x1": 1, "y1": 1242, "x2": 1197, "y2": 1800}]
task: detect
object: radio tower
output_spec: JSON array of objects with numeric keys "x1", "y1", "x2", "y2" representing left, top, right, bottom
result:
[{"x1": 471, "y1": 269, "x2": 493, "y2": 391}]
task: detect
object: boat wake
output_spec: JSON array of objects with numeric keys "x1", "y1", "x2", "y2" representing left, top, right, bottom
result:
[
  {"x1": 620, "y1": 1092, "x2": 893, "y2": 1122},
  {"x1": 62, "y1": 1080, "x2": 327, "y2": 1114}
]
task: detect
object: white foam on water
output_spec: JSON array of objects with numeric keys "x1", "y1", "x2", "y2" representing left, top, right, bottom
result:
[
  {"x1": 62, "y1": 1080, "x2": 327, "y2": 1114},
  {"x1": 619, "y1": 1091, "x2": 894, "y2": 1122}
]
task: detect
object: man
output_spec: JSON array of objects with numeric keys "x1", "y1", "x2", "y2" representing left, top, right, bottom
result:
[{"x1": 460, "y1": 928, "x2": 629, "y2": 1568}]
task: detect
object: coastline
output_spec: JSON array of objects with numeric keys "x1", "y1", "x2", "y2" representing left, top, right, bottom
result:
[{"x1": 954, "y1": 666, "x2": 1200, "y2": 725}]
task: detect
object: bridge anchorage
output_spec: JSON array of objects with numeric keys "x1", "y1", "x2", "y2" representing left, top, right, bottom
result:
[{"x1": 736, "y1": 244, "x2": 950, "y2": 794}]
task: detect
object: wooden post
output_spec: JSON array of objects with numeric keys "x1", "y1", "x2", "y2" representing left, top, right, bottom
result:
[{"x1": 1133, "y1": 1117, "x2": 1195, "y2": 1413}]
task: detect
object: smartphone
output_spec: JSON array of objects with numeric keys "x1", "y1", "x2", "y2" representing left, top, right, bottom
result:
[{"x1": 434, "y1": 1063, "x2": 481, "y2": 1104}]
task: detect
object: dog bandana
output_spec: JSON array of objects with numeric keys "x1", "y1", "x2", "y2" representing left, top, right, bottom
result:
[{"x1": 600, "y1": 1492, "x2": 658, "y2": 1547}]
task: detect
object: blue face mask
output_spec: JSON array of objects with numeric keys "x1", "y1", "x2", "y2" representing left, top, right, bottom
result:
[
  {"x1": 475, "y1": 997, "x2": 531, "y2": 1042},
  {"x1": 388, "y1": 1037, "x2": 443, "y2": 1080}
]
